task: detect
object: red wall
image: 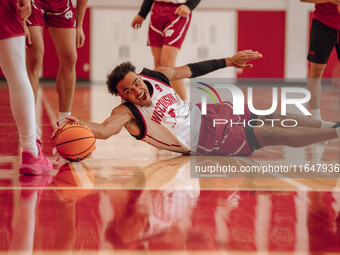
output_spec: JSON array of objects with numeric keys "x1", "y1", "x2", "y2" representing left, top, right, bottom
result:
[
  {"x1": 237, "y1": 11, "x2": 286, "y2": 78},
  {"x1": 43, "y1": 9, "x2": 90, "y2": 79}
]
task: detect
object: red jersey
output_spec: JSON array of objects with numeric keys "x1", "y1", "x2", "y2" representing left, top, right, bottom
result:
[
  {"x1": 314, "y1": 3, "x2": 340, "y2": 30},
  {"x1": 0, "y1": 0, "x2": 25, "y2": 40}
]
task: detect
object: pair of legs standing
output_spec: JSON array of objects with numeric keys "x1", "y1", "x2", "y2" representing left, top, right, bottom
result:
[
  {"x1": 26, "y1": 26, "x2": 77, "y2": 120},
  {"x1": 0, "y1": 36, "x2": 52, "y2": 174},
  {"x1": 25, "y1": 0, "x2": 87, "y2": 124},
  {"x1": 306, "y1": 19, "x2": 340, "y2": 120},
  {"x1": 151, "y1": 45, "x2": 188, "y2": 101},
  {"x1": 147, "y1": 1, "x2": 192, "y2": 102},
  {"x1": 307, "y1": 62, "x2": 326, "y2": 121}
]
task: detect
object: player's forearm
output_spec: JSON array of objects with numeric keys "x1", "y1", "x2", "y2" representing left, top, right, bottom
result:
[
  {"x1": 300, "y1": 0, "x2": 334, "y2": 3},
  {"x1": 186, "y1": 58, "x2": 227, "y2": 78},
  {"x1": 75, "y1": 0, "x2": 88, "y2": 27},
  {"x1": 184, "y1": 0, "x2": 201, "y2": 11},
  {"x1": 81, "y1": 121, "x2": 118, "y2": 140},
  {"x1": 138, "y1": 0, "x2": 154, "y2": 19},
  {"x1": 156, "y1": 58, "x2": 227, "y2": 81}
]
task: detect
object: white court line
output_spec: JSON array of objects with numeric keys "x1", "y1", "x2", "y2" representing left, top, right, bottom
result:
[{"x1": 41, "y1": 89, "x2": 58, "y2": 129}]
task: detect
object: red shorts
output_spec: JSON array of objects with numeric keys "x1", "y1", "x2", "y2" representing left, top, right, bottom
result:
[
  {"x1": 196, "y1": 102, "x2": 256, "y2": 156},
  {"x1": 0, "y1": 0, "x2": 25, "y2": 40},
  {"x1": 147, "y1": 1, "x2": 191, "y2": 49},
  {"x1": 27, "y1": 0, "x2": 76, "y2": 28}
]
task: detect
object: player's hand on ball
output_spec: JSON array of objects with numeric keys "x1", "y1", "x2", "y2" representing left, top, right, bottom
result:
[
  {"x1": 65, "y1": 116, "x2": 79, "y2": 123},
  {"x1": 50, "y1": 116, "x2": 79, "y2": 140},
  {"x1": 51, "y1": 127, "x2": 63, "y2": 140}
]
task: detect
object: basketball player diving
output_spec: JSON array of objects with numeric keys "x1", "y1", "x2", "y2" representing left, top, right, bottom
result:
[{"x1": 52, "y1": 50, "x2": 340, "y2": 156}]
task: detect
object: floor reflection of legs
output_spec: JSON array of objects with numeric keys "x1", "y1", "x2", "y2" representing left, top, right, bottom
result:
[{"x1": 9, "y1": 175, "x2": 52, "y2": 253}]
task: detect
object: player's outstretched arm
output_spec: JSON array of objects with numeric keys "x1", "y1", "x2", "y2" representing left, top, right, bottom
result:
[
  {"x1": 51, "y1": 105, "x2": 134, "y2": 140},
  {"x1": 155, "y1": 50, "x2": 262, "y2": 81}
]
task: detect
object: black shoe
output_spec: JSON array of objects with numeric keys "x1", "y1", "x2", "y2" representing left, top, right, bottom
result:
[{"x1": 332, "y1": 121, "x2": 340, "y2": 128}]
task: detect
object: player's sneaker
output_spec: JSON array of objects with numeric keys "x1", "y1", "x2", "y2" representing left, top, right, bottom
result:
[
  {"x1": 332, "y1": 121, "x2": 340, "y2": 128},
  {"x1": 19, "y1": 142, "x2": 53, "y2": 175}
]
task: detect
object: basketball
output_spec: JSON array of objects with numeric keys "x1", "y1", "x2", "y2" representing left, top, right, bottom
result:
[
  {"x1": 54, "y1": 162, "x2": 95, "y2": 202},
  {"x1": 55, "y1": 122, "x2": 96, "y2": 162}
]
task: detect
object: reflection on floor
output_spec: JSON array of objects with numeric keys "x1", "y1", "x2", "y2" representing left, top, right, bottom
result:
[{"x1": 0, "y1": 83, "x2": 339, "y2": 254}]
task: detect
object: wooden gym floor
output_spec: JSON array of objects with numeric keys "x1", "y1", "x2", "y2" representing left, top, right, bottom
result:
[{"x1": 0, "y1": 81, "x2": 339, "y2": 254}]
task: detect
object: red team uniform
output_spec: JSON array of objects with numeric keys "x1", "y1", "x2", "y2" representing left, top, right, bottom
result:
[
  {"x1": 27, "y1": 0, "x2": 76, "y2": 28},
  {"x1": 137, "y1": 0, "x2": 200, "y2": 49},
  {"x1": 313, "y1": 2, "x2": 340, "y2": 30},
  {"x1": 308, "y1": 3, "x2": 340, "y2": 64},
  {"x1": 0, "y1": 0, "x2": 25, "y2": 39},
  {"x1": 196, "y1": 103, "x2": 258, "y2": 156},
  {"x1": 123, "y1": 69, "x2": 260, "y2": 156},
  {"x1": 148, "y1": 1, "x2": 191, "y2": 49}
]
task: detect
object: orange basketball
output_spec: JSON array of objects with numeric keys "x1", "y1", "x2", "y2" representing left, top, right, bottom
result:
[
  {"x1": 53, "y1": 162, "x2": 95, "y2": 202},
  {"x1": 55, "y1": 122, "x2": 96, "y2": 162}
]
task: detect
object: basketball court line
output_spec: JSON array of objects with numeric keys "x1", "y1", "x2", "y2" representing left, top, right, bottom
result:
[
  {"x1": 0, "y1": 251, "x2": 338, "y2": 255},
  {"x1": 26, "y1": 86, "x2": 338, "y2": 193},
  {"x1": 41, "y1": 89, "x2": 58, "y2": 129}
]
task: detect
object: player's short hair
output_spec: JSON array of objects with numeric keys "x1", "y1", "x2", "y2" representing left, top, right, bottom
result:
[{"x1": 106, "y1": 62, "x2": 136, "y2": 95}]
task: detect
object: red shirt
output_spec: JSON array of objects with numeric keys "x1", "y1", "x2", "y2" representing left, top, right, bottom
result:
[
  {"x1": 0, "y1": 0, "x2": 25, "y2": 40},
  {"x1": 314, "y1": 3, "x2": 340, "y2": 30}
]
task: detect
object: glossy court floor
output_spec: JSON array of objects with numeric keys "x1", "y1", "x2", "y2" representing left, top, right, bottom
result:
[{"x1": 0, "y1": 81, "x2": 339, "y2": 254}]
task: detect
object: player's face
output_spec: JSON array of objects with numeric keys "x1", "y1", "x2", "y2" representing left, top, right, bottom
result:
[{"x1": 117, "y1": 72, "x2": 152, "y2": 106}]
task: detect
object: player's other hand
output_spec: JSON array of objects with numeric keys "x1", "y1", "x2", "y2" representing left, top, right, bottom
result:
[
  {"x1": 50, "y1": 116, "x2": 79, "y2": 140},
  {"x1": 131, "y1": 15, "x2": 144, "y2": 29},
  {"x1": 226, "y1": 50, "x2": 263, "y2": 69},
  {"x1": 17, "y1": 0, "x2": 31, "y2": 20},
  {"x1": 23, "y1": 23, "x2": 31, "y2": 47},
  {"x1": 175, "y1": 5, "x2": 191, "y2": 18},
  {"x1": 76, "y1": 26, "x2": 85, "y2": 48}
]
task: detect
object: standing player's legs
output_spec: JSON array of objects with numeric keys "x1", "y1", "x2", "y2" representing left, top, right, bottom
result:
[
  {"x1": 26, "y1": 26, "x2": 44, "y2": 102},
  {"x1": 0, "y1": 36, "x2": 52, "y2": 174},
  {"x1": 160, "y1": 45, "x2": 188, "y2": 101},
  {"x1": 48, "y1": 27, "x2": 77, "y2": 122},
  {"x1": 26, "y1": 3, "x2": 47, "y2": 138},
  {"x1": 307, "y1": 62, "x2": 326, "y2": 120},
  {"x1": 148, "y1": 1, "x2": 191, "y2": 102},
  {"x1": 0, "y1": 36, "x2": 37, "y2": 156},
  {"x1": 151, "y1": 46, "x2": 162, "y2": 67},
  {"x1": 307, "y1": 19, "x2": 336, "y2": 120},
  {"x1": 151, "y1": 45, "x2": 188, "y2": 101}
]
